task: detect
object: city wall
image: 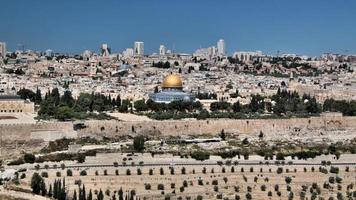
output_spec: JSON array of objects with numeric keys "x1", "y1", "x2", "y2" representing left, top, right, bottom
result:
[
  {"x1": 78, "y1": 114, "x2": 356, "y2": 140},
  {"x1": 1, "y1": 113, "x2": 355, "y2": 142}
]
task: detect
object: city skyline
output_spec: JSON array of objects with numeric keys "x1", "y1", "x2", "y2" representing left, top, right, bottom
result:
[
  {"x1": 1, "y1": 1, "x2": 356, "y2": 199},
  {"x1": 1, "y1": 0, "x2": 356, "y2": 56}
]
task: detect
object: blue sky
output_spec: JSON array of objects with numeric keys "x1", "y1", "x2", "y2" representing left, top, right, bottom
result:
[{"x1": 0, "y1": 0, "x2": 355, "y2": 56}]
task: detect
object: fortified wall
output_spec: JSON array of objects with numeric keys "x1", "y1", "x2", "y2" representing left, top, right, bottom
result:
[
  {"x1": 77, "y1": 113, "x2": 356, "y2": 140},
  {"x1": 0, "y1": 122, "x2": 75, "y2": 141},
  {"x1": 0, "y1": 112, "x2": 355, "y2": 143}
]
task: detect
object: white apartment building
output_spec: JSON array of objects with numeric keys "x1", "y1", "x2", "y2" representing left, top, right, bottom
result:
[
  {"x1": 101, "y1": 43, "x2": 110, "y2": 56},
  {"x1": 233, "y1": 51, "x2": 263, "y2": 62},
  {"x1": 134, "y1": 41, "x2": 144, "y2": 56},
  {"x1": 0, "y1": 42, "x2": 6, "y2": 58},
  {"x1": 194, "y1": 46, "x2": 217, "y2": 60},
  {"x1": 123, "y1": 48, "x2": 134, "y2": 57},
  {"x1": 159, "y1": 45, "x2": 166, "y2": 55},
  {"x1": 217, "y1": 39, "x2": 226, "y2": 56}
]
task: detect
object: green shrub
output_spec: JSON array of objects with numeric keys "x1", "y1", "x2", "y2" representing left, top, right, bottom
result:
[
  {"x1": 80, "y1": 170, "x2": 87, "y2": 176},
  {"x1": 158, "y1": 184, "x2": 164, "y2": 190},
  {"x1": 66, "y1": 169, "x2": 72, "y2": 176},
  {"x1": 191, "y1": 151, "x2": 210, "y2": 161}
]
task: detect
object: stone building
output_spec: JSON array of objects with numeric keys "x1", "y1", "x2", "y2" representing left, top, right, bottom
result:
[{"x1": 0, "y1": 95, "x2": 35, "y2": 114}]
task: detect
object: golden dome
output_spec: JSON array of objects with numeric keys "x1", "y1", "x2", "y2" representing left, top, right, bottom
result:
[{"x1": 161, "y1": 74, "x2": 183, "y2": 88}]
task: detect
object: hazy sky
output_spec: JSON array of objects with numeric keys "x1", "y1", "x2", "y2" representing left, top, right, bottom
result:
[{"x1": 1, "y1": 0, "x2": 356, "y2": 56}]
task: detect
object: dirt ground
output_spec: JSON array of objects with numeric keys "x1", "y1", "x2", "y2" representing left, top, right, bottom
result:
[{"x1": 16, "y1": 163, "x2": 355, "y2": 200}]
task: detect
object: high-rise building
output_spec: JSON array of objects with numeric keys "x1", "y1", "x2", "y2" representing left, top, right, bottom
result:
[
  {"x1": 217, "y1": 39, "x2": 226, "y2": 56},
  {"x1": 82, "y1": 50, "x2": 93, "y2": 61},
  {"x1": 0, "y1": 42, "x2": 6, "y2": 58},
  {"x1": 101, "y1": 44, "x2": 110, "y2": 56},
  {"x1": 45, "y1": 49, "x2": 53, "y2": 57},
  {"x1": 193, "y1": 46, "x2": 216, "y2": 60},
  {"x1": 123, "y1": 48, "x2": 134, "y2": 57},
  {"x1": 159, "y1": 45, "x2": 166, "y2": 55},
  {"x1": 134, "y1": 41, "x2": 144, "y2": 56}
]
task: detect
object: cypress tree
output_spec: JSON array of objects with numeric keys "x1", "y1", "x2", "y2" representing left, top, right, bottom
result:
[
  {"x1": 118, "y1": 187, "x2": 123, "y2": 200},
  {"x1": 58, "y1": 179, "x2": 62, "y2": 200},
  {"x1": 72, "y1": 190, "x2": 77, "y2": 200},
  {"x1": 97, "y1": 189, "x2": 104, "y2": 200},
  {"x1": 87, "y1": 189, "x2": 92, "y2": 200},
  {"x1": 48, "y1": 184, "x2": 53, "y2": 197},
  {"x1": 35, "y1": 87, "x2": 42, "y2": 104},
  {"x1": 40, "y1": 180, "x2": 47, "y2": 196},
  {"x1": 82, "y1": 184, "x2": 86, "y2": 200},
  {"x1": 30, "y1": 173, "x2": 43, "y2": 195},
  {"x1": 53, "y1": 180, "x2": 58, "y2": 199},
  {"x1": 78, "y1": 186, "x2": 83, "y2": 200},
  {"x1": 60, "y1": 178, "x2": 66, "y2": 200},
  {"x1": 116, "y1": 95, "x2": 121, "y2": 108}
]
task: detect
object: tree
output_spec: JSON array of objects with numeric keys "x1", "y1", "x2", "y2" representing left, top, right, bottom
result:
[
  {"x1": 80, "y1": 170, "x2": 87, "y2": 176},
  {"x1": 246, "y1": 193, "x2": 252, "y2": 200},
  {"x1": 191, "y1": 151, "x2": 210, "y2": 161},
  {"x1": 210, "y1": 101, "x2": 231, "y2": 111},
  {"x1": 133, "y1": 135, "x2": 145, "y2": 152},
  {"x1": 55, "y1": 106, "x2": 73, "y2": 121},
  {"x1": 77, "y1": 154, "x2": 85, "y2": 163},
  {"x1": 157, "y1": 184, "x2": 165, "y2": 190},
  {"x1": 24, "y1": 153, "x2": 36, "y2": 163},
  {"x1": 220, "y1": 129, "x2": 226, "y2": 140},
  {"x1": 276, "y1": 153, "x2": 285, "y2": 160},
  {"x1": 40, "y1": 180, "x2": 47, "y2": 196},
  {"x1": 250, "y1": 95, "x2": 260, "y2": 112},
  {"x1": 51, "y1": 88, "x2": 60, "y2": 106},
  {"x1": 118, "y1": 103, "x2": 128, "y2": 113},
  {"x1": 134, "y1": 99, "x2": 148, "y2": 112},
  {"x1": 285, "y1": 176, "x2": 292, "y2": 184},
  {"x1": 67, "y1": 169, "x2": 73, "y2": 176},
  {"x1": 232, "y1": 101, "x2": 241, "y2": 112},
  {"x1": 72, "y1": 190, "x2": 77, "y2": 200},
  {"x1": 258, "y1": 131, "x2": 264, "y2": 139},
  {"x1": 31, "y1": 173, "x2": 44, "y2": 194},
  {"x1": 35, "y1": 88, "x2": 42, "y2": 104},
  {"x1": 118, "y1": 188, "x2": 123, "y2": 200},
  {"x1": 181, "y1": 167, "x2": 186, "y2": 174},
  {"x1": 17, "y1": 88, "x2": 36, "y2": 102},
  {"x1": 60, "y1": 90, "x2": 75, "y2": 107},
  {"x1": 48, "y1": 184, "x2": 53, "y2": 197},
  {"x1": 242, "y1": 138, "x2": 249, "y2": 145},
  {"x1": 115, "y1": 95, "x2": 122, "y2": 108},
  {"x1": 88, "y1": 189, "x2": 93, "y2": 200},
  {"x1": 154, "y1": 86, "x2": 159, "y2": 93},
  {"x1": 97, "y1": 189, "x2": 104, "y2": 200},
  {"x1": 74, "y1": 93, "x2": 93, "y2": 112}
]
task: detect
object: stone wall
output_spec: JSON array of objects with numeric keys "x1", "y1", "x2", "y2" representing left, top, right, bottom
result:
[
  {"x1": 0, "y1": 113, "x2": 355, "y2": 143},
  {"x1": 0, "y1": 122, "x2": 74, "y2": 141},
  {"x1": 77, "y1": 115, "x2": 356, "y2": 140}
]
